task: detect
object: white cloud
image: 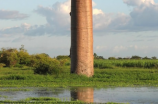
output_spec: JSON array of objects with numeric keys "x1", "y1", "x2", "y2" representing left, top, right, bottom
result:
[
  {"x1": 123, "y1": 0, "x2": 155, "y2": 6},
  {"x1": 0, "y1": 23, "x2": 30, "y2": 37},
  {"x1": 129, "y1": 2, "x2": 158, "y2": 29},
  {"x1": 93, "y1": 9, "x2": 104, "y2": 15},
  {"x1": 24, "y1": 0, "x2": 71, "y2": 36},
  {"x1": 1, "y1": 0, "x2": 158, "y2": 37},
  {"x1": 94, "y1": 0, "x2": 158, "y2": 32},
  {"x1": 0, "y1": 10, "x2": 28, "y2": 20},
  {"x1": 92, "y1": 1, "x2": 96, "y2": 7}
]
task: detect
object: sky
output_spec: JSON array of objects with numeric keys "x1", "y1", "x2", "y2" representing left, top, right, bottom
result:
[{"x1": 0, "y1": 0, "x2": 158, "y2": 59}]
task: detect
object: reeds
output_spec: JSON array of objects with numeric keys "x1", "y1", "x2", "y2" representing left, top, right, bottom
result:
[{"x1": 94, "y1": 59, "x2": 158, "y2": 69}]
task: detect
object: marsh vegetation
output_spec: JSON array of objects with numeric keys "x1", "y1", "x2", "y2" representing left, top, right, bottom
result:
[{"x1": 0, "y1": 46, "x2": 158, "y2": 103}]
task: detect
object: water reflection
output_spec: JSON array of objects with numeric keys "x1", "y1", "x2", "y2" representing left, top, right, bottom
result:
[
  {"x1": 71, "y1": 87, "x2": 93, "y2": 103},
  {"x1": 0, "y1": 87, "x2": 158, "y2": 104}
]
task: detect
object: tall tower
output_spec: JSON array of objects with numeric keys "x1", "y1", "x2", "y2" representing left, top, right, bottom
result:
[{"x1": 71, "y1": 0, "x2": 93, "y2": 77}]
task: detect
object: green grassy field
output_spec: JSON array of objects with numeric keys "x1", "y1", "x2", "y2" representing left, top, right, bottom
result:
[
  {"x1": 0, "y1": 65, "x2": 158, "y2": 87},
  {"x1": 94, "y1": 59, "x2": 158, "y2": 69}
]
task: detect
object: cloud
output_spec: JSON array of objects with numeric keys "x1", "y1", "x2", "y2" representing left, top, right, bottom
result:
[
  {"x1": 93, "y1": 0, "x2": 158, "y2": 32},
  {"x1": 0, "y1": 10, "x2": 28, "y2": 20},
  {"x1": 123, "y1": 0, "x2": 155, "y2": 6},
  {"x1": 0, "y1": 23, "x2": 30, "y2": 37},
  {"x1": 25, "y1": 0, "x2": 104, "y2": 36},
  {"x1": 129, "y1": 3, "x2": 158, "y2": 30},
  {"x1": 1, "y1": 0, "x2": 158, "y2": 37},
  {"x1": 24, "y1": 0, "x2": 71, "y2": 36}
]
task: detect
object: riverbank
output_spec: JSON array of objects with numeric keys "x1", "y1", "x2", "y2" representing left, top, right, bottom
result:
[{"x1": 0, "y1": 67, "x2": 158, "y2": 87}]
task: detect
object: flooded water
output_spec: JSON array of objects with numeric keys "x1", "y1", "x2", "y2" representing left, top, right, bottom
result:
[{"x1": 0, "y1": 87, "x2": 158, "y2": 104}]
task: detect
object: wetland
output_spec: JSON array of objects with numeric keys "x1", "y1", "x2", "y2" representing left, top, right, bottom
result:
[
  {"x1": 0, "y1": 66, "x2": 158, "y2": 103},
  {"x1": 1, "y1": 49, "x2": 158, "y2": 103},
  {"x1": 0, "y1": 87, "x2": 158, "y2": 104}
]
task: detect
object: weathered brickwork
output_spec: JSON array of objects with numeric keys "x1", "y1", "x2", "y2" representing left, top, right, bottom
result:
[{"x1": 71, "y1": 0, "x2": 94, "y2": 77}]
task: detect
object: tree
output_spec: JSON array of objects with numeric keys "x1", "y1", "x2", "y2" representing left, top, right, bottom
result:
[
  {"x1": 19, "y1": 45, "x2": 25, "y2": 51},
  {"x1": 108, "y1": 57, "x2": 116, "y2": 60},
  {"x1": 56, "y1": 55, "x2": 70, "y2": 60},
  {"x1": 17, "y1": 50, "x2": 30, "y2": 65},
  {"x1": 142, "y1": 56, "x2": 150, "y2": 60},
  {"x1": 0, "y1": 48, "x2": 19, "y2": 67},
  {"x1": 29, "y1": 54, "x2": 52, "y2": 67},
  {"x1": 98, "y1": 56, "x2": 104, "y2": 59},
  {"x1": 94, "y1": 53, "x2": 97, "y2": 58},
  {"x1": 131, "y1": 55, "x2": 141, "y2": 60},
  {"x1": 117, "y1": 57, "x2": 123, "y2": 60},
  {"x1": 33, "y1": 54, "x2": 61, "y2": 75},
  {"x1": 152, "y1": 56, "x2": 157, "y2": 59}
]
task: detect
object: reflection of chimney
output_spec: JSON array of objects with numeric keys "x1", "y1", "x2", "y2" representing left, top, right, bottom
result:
[
  {"x1": 71, "y1": 0, "x2": 94, "y2": 77},
  {"x1": 71, "y1": 88, "x2": 94, "y2": 103}
]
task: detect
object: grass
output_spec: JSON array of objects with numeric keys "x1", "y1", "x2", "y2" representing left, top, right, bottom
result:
[
  {"x1": 0, "y1": 97, "x2": 127, "y2": 104},
  {"x1": 0, "y1": 66, "x2": 158, "y2": 87},
  {"x1": 0, "y1": 95, "x2": 8, "y2": 98},
  {"x1": 0, "y1": 60, "x2": 157, "y2": 104},
  {"x1": 94, "y1": 59, "x2": 158, "y2": 69},
  {"x1": 0, "y1": 88, "x2": 30, "y2": 91}
]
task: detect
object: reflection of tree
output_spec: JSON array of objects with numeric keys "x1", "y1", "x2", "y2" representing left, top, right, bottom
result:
[{"x1": 71, "y1": 87, "x2": 94, "y2": 103}]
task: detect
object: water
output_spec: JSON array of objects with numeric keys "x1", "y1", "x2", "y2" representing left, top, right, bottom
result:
[{"x1": 0, "y1": 87, "x2": 158, "y2": 104}]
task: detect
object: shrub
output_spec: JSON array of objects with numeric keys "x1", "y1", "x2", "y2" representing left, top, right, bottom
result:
[
  {"x1": 0, "y1": 63, "x2": 6, "y2": 68},
  {"x1": 3, "y1": 75, "x2": 26, "y2": 80},
  {"x1": 59, "y1": 59, "x2": 68, "y2": 66},
  {"x1": 108, "y1": 57, "x2": 116, "y2": 60},
  {"x1": 0, "y1": 48, "x2": 19, "y2": 67},
  {"x1": 56, "y1": 55, "x2": 70, "y2": 60},
  {"x1": 33, "y1": 57, "x2": 62, "y2": 75},
  {"x1": 14, "y1": 64, "x2": 24, "y2": 68}
]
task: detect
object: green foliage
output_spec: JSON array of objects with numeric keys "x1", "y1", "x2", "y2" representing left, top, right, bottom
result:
[
  {"x1": 94, "y1": 53, "x2": 104, "y2": 59},
  {"x1": 0, "y1": 97, "x2": 86, "y2": 104},
  {"x1": 14, "y1": 64, "x2": 25, "y2": 68},
  {"x1": 56, "y1": 55, "x2": 70, "y2": 60},
  {"x1": 108, "y1": 57, "x2": 116, "y2": 60},
  {"x1": 0, "y1": 48, "x2": 19, "y2": 67},
  {"x1": 59, "y1": 59, "x2": 69, "y2": 66},
  {"x1": 1, "y1": 67, "x2": 158, "y2": 87},
  {"x1": 94, "y1": 53, "x2": 97, "y2": 58},
  {"x1": 17, "y1": 50, "x2": 30, "y2": 65},
  {"x1": 2, "y1": 75, "x2": 26, "y2": 80},
  {"x1": 142, "y1": 56, "x2": 150, "y2": 60},
  {"x1": 26, "y1": 97, "x2": 60, "y2": 101},
  {"x1": 33, "y1": 54, "x2": 61, "y2": 75},
  {"x1": 0, "y1": 63, "x2": 6, "y2": 68},
  {"x1": 152, "y1": 56, "x2": 157, "y2": 59},
  {"x1": 94, "y1": 59, "x2": 158, "y2": 69},
  {"x1": 131, "y1": 55, "x2": 142, "y2": 60}
]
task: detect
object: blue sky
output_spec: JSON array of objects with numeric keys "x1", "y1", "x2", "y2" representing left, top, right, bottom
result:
[{"x1": 0, "y1": 0, "x2": 158, "y2": 58}]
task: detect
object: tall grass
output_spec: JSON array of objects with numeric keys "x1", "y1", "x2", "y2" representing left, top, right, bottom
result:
[
  {"x1": 0, "y1": 66, "x2": 158, "y2": 87},
  {"x1": 94, "y1": 59, "x2": 158, "y2": 69}
]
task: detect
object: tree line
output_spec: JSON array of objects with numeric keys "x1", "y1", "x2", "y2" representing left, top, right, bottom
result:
[
  {"x1": 0, "y1": 45, "x2": 69, "y2": 74},
  {"x1": 94, "y1": 53, "x2": 157, "y2": 60}
]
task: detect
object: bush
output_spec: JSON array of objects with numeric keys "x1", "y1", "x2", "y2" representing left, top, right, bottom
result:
[
  {"x1": 108, "y1": 57, "x2": 116, "y2": 60},
  {"x1": 56, "y1": 55, "x2": 70, "y2": 60},
  {"x1": 0, "y1": 63, "x2": 6, "y2": 68},
  {"x1": 0, "y1": 48, "x2": 19, "y2": 67},
  {"x1": 14, "y1": 64, "x2": 24, "y2": 68},
  {"x1": 34, "y1": 58, "x2": 62, "y2": 75}
]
